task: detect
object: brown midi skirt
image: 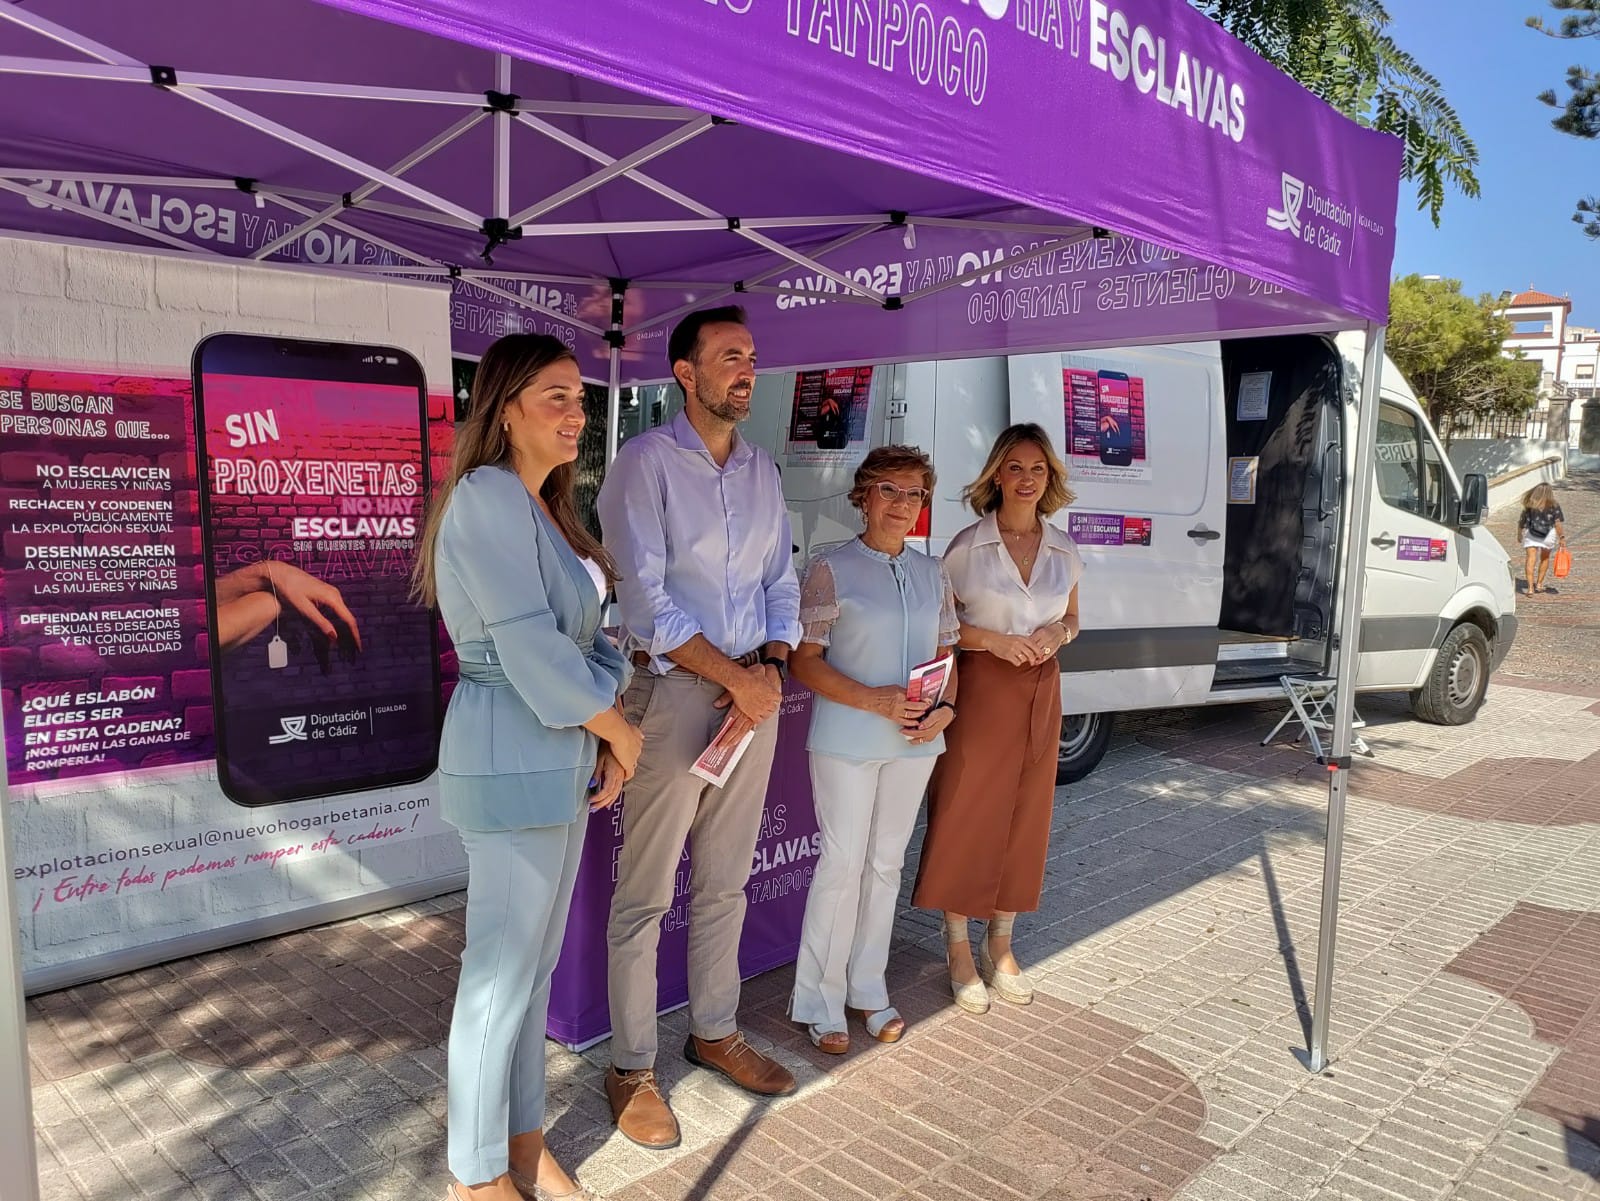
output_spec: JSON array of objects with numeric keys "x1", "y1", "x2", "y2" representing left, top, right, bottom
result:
[{"x1": 912, "y1": 651, "x2": 1061, "y2": 918}]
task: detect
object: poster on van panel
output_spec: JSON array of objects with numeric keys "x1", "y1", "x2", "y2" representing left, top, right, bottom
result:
[
  {"x1": 1067, "y1": 512, "x2": 1153, "y2": 547},
  {"x1": 786, "y1": 366, "x2": 873, "y2": 465},
  {"x1": 1063, "y1": 366, "x2": 1152, "y2": 484},
  {"x1": 0, "y1": 362, "x2": 459, "y2": 942}
]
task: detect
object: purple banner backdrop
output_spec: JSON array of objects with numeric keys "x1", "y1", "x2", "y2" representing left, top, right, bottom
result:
[
  {"x1": 0, "y1": 187, "x2": 1359, "y2": 381},
  {"x1": 548, "y1": 683, "x2": 818, "y2": 1048},
  {"x1": 1, "y1": 0, "x2": 1402, "y2": 383},
  {"x1": 319, "y1": 0, "x2": 1403, "y2": 323}
]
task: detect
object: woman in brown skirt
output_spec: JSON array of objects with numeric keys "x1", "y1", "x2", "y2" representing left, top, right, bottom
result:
[{"x1": 912, "y1": 424, "x2": 1082, "y2": 1013}]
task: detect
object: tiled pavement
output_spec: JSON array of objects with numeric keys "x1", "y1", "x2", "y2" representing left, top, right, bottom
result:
[{"x1": 23, "y1": 503, "x2": 1600, "y2": 1201}]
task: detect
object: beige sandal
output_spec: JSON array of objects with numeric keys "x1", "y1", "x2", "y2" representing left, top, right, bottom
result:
[
  {"x1": 979, "y1": 913, "x2": 1035, "y2": 1005},
  {"x1": 848, "y1": 1006, "x2": 906, "y2": 1043},
  {"x1": 508, "y1": 1170, "x2": 594, "y2": 1201},
  {"x1": 945, "y1": 914, "x2": 991, "y2": 1014},
  {"x1": 806, "y1": 1024, "x2": 850, "y2": 1054}
]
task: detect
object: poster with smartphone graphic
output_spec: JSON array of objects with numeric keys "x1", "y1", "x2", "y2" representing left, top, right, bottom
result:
[
  {"x1": 786, "y1": 366, "x2": 873, "y2": 465},
  {"x1": 193, "y1": 335, "x2": 442, "y2": 806},
  {"x1": 1063, "y1": 365, "x2": 1152, "y2": 484}
]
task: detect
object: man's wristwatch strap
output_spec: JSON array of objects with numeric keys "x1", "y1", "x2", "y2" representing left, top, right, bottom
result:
[{"x1": 760, "y1": 655, "x2": 788, "y2": 682}]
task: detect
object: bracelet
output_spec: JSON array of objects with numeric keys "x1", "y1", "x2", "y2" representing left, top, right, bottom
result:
[{"x1": 932, "y1": 700, "x2": 957, "y2": 717}]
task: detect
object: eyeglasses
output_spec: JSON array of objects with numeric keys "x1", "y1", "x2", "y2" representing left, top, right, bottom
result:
[{"x1": 873, "y1": 482, "x2": 930, "y2": 504}]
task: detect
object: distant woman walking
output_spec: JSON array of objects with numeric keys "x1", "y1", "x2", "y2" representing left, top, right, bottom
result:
[{"x1": 1518, "y1": 483, "x2": 1567, "y2": 597}]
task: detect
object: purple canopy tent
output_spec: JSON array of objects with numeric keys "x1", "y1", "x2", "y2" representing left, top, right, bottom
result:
[{"x1": 0, "y1": 2, "x2": 1404, "y2": 1186}]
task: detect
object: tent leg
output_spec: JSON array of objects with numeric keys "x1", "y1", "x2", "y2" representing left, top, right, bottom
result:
[
  {"x1": 1, "y1": 756, "x2": 40, "y2": 1201},
  {"x1": 605, "y1": 278, "x2": 625, "y2": 466},
  {"x1": 1307, "y1": 322, "x2": 1386, "y2": 1073}
]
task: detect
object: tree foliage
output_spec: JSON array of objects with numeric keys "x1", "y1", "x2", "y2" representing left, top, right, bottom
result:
[
  {"x1": 1529, "y1": 1, "x2": 1600, "y2": 237},
  {"x1": 1386, "y1": 275, "x2": 1540, "y2": 433},
  {"x1": 1192, "y1": 1, "x2": 1479, "y2": 224}
]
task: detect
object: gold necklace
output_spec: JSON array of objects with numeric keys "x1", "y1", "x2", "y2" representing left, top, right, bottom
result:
[{"x1": 999, "y1": 522, "x2": 1041, "y2": 567}]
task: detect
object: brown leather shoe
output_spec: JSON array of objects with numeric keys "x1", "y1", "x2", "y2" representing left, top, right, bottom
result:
[
  {"x1": 605, "y1": 1067, "x2": 680, "y2": 1150},
  {"x1": 683, "y1": 1032, "x2": 797, "y2": 1096}
]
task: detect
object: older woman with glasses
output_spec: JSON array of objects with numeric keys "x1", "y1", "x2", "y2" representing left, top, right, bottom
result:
[{"x1": 788, "y1": 445, "x2": 959, "y2": 1053}]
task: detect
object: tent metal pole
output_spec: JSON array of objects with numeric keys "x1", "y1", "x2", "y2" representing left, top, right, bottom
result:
[
  {"x1": 179, "y1": 88, "x2": 482, "y2": 226},
  {"x1": 0, "y1": 170, "x2": 242, "y2": 189},
  {"x1": 457, "y1": 271, "x2": 611, "y2": 286},
  {"x1": 507, "y1": 116, "x2": 715, "y2": 227},
  {"x1": 493, "y1": 55, "x2": 511, "y2": 225},
  {"x1": 1307, "y1": 321, "x2": 1386, "y2": 1073},
  {"x1": 254, "y1": 111, "x2": 487, "y2": 259},
  {"x1": 0, "y1": 52, "x2": 692, "y2": 118},
  {"x1": 605, "y1": 282, "x2": 626, "y2": 466},
  {"x1": 0, "y1": 749, "x2": 40, "y2": 1201},
  {"x1": 513, "y1": 111, "x2": 885, "y2": 301},
  {"x1": 265, "y1": 193, "x2": 607, "y2": 337},
  {"x1": 621, "y1": 223, "x2": 885, "y2": 336},
  {"x1": 0, "y1": 8, "x2": 483, "y2": 229},
  {"x1": 908, "y1": 215, "x2": 1105, "y2": 237}
]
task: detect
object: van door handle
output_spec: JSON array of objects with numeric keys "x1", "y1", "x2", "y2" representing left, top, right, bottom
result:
[
  {"x1": 1370, "y1": 534, "x2": 1396, "y2": 549},
  {"x1": 1187, "y1": 526, "x2": 1221, "y2": 542}
]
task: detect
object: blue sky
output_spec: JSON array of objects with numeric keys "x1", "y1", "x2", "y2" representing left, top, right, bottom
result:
[{"x1": 1389, "y1": 1, "x2": 1600, "y2": 322}]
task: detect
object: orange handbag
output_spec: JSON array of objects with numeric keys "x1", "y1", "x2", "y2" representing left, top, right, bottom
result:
[{"x1": 1555, "y1": 546, "x2": 1573, "y2": 579}]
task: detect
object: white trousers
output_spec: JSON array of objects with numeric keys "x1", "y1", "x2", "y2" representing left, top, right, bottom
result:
[{"x1": 790, "y1": 752, "x2": 937, "y2": 1029}]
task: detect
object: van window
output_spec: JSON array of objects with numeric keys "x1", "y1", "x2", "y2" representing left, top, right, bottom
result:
[{"x1": 1374, "y1": 401, "x2": 1449, "y2": 524}]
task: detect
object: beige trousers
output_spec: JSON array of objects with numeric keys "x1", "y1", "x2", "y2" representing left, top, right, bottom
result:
[{"x1": 605, "y1": 670, "x2": 780, "y2": 1069}]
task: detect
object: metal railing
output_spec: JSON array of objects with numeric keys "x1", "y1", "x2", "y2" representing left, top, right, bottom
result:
[{"x1": 1446, "y1": 399, "x2": 1572, "y2": 444}]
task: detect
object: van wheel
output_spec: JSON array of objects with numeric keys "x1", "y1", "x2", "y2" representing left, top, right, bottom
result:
[
  {"x1": 1412, "y1": 623, "x2": 1490, "y2": 726},
  {"x1": 1058, "y1": 712, "x2": 1113, "y2": 784}
]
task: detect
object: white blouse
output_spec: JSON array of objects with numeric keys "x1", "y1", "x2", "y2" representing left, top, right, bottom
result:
[
  {"x1": 942, "y1": 513, "x2": 1084, "y2": 636},
  {"x1": 579, "y1": 555, "x2": 607, "y2": 602}
]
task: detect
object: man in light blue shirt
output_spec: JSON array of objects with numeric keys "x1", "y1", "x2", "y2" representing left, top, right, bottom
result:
[{"x1": 596, "y1": 306, "x2": 801, "y2": 1149}]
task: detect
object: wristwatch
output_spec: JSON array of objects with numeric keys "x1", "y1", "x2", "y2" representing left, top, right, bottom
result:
[{"x1": 760, "y1": 656, "x2": 788, "y2": 683}]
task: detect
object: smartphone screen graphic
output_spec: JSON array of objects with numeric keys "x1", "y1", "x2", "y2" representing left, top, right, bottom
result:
[
  {"x1": 193, "y1": 334, "x2": 441, "y2": 807},
  {"x1": 1097, "y1": 371, "x2": 1134, "y2": 467}
]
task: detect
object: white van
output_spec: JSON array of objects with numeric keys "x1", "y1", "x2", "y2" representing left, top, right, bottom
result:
[{"x1": 734, "y1": 333, "x2": 1516, "y2": 784}]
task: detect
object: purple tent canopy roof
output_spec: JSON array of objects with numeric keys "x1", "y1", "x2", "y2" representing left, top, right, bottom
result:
[{"x1": 0, "y1": 0, "x2": 1403, "y2": 379}]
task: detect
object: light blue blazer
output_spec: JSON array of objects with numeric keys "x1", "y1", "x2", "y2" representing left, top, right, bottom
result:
[{"x1": 434, "y1": 465, "x2": 630, "y2": 831}]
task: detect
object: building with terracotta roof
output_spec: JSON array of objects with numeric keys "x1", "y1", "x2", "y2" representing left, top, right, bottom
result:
[{"x1": 1496, "y1": 288, "x2": 1571, "y2": 400}]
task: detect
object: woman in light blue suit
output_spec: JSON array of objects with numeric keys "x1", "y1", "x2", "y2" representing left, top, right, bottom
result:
[{"x1": 413, "y1": 334, "x2": 642, "y2": 1201}]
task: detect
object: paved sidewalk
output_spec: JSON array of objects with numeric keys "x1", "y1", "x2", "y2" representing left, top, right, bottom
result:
[
  {"x1": 23, "y1": 501, "x2": 1600, "y2": 1201},
  {"x1": 1489, "y1": 470, "x2": 1600, "y2": 685}
]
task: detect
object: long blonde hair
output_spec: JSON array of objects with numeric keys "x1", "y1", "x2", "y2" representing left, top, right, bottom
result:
[
  {"x1": 411, "y1": 334, "x2": 616, "y2": 607},
  {"x1": 962, "y1": 423, "x2": 1075, "y2": 516},
  {"x1": 1522, "y1": 482, "x2": 1558, "y2": 511}
]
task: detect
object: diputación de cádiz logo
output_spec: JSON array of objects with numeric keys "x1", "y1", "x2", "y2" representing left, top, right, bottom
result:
[
  {"x1": 268, "y1": 716, "x2": 309, "y2": 745},
  {"x1": 1267, "y1": 173, "x2": 1305, "y2": 238}
]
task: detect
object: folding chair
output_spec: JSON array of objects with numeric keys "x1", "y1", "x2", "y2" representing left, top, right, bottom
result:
[{"x1": 1260, "y1": 675, "x2": 1369, "y2": 760}]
